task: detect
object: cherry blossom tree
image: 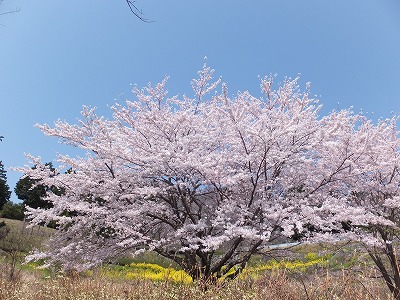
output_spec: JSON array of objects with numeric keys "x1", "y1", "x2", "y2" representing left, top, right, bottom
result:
[
  {"x1": 316, "y1": 112, "x2": 400, "y2": 299},
  {"x1": 285, "y1": 108, "x2": 400, "y2": 298},
  {"x1": 20, "y1": 65, "x2": 323, "y2": 281},
  {"x1": 19, "y1": 64, "x2": 400, "y2": 289}
]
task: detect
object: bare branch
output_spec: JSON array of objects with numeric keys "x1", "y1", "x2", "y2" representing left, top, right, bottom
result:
[
  {"x1": 0, "y1": 0, "x2": 20, "y2": 17},
  {"x1": 125, "y1": 0, "x2": 153, "y2": 23}
]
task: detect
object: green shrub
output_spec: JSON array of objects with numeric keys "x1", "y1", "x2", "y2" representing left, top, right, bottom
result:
[{"x1": 0, "y1": 202, "x2": 24, "y2": 220}]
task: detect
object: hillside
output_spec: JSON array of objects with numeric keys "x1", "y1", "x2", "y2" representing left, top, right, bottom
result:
[{"x1": 0, "y1": 217, "x2": 54, "y2": 255}]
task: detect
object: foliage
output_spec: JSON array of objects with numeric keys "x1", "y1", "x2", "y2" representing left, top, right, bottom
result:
[
  {"x1": 0, "y1": 161, "x2": 11, "y2": 210},
  {"x1": 18, "y1": 64, "x2": 400, "y2": 293},
  {"x1": 0, "y1": 201, "x2": 24, "y2": 220},
  {"x1": 15, "y1": 163, "x2": 59, "y2": 210}
]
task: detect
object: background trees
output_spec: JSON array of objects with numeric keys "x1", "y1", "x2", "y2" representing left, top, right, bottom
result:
[
  {"x1": 14, "y1": 163, "x2": 57, "y2": 210},
  {"x1": 0, "y1": 161, "x2": 11, "y2": 210},
  {"x1": 19, "y1": 65, "x2": 400, "y2": 292},
  {"x1": 0, "y1": 202, "x2": 24, "y2": 220}
]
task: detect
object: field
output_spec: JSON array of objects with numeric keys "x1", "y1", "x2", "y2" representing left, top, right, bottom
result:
[
  {"x1": 0, "y1": 268, "x2": 393, "y2": 300},
  {"x1": 0, "y1": 218, "x2": 394, "y2": 300}
]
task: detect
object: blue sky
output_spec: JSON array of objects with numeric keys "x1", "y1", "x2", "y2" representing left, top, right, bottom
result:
[{"x1": 1, "y1": 0, "x2": 400, "y2": 202}]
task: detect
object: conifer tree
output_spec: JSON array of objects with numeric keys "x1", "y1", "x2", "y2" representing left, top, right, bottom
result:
[{"x1": 0, "y1": 161, "x2": 11, "y2": 210}]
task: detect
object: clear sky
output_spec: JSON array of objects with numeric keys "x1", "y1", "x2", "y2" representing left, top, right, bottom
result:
[{"x1": 1, "y1": 0, "x2": 400, "y2": 202}]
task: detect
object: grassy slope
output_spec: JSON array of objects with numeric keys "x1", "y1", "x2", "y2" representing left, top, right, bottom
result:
[
  {"x1": 0, "y1": 217, "x2": 54, "y2": 235},
  {"x1": 0, "y1": 217, "x2": 54, "y2": 255}
]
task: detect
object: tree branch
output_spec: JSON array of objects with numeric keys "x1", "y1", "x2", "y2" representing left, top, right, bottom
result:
[{"x1": 125, "y1": 0, "x2": 153, "y2": 23}]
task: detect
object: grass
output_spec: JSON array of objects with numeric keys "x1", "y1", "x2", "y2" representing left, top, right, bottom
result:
[
  {"x1": 0, "y1": 218, "x2": 55, "y2": 281},
  {"x1": 0, "y1": 268, "x2": 393, "y2": 300},
  {"x1": 0, "y1": 218, "x2": 394, "y2": 299},
  {"x1": 1, "y1": 248, "x2": 389, "y2": 300},
  {"x1": 0, "y1": 218, "x2": 54, "y2": 249}
]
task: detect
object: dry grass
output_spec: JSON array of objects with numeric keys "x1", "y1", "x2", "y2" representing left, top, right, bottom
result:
[
  {"x1": 2, "y1": 218, "x2": 390, "y2": 299},
  {"x1": 0, "y1": 268, "x2": 394, "y2": 300}
]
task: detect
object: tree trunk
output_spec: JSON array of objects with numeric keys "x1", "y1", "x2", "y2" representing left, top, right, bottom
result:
[{"x1": 368, "y1": 250, "x2": 400, "y2": 300}]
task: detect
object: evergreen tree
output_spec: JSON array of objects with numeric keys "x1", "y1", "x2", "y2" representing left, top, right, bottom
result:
[
  {"x1": 0, "y1": 161, "x2": 11, "y2": 210},
  {"x1": 15, "y1": 163, "x2": 59, "y2": 209}
]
